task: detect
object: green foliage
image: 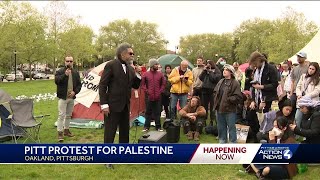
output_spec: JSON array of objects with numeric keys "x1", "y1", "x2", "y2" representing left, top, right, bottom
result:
[
  {"x1": 233, "y1": 18, "x2": 275, "y2": 63},
  {"x1": 180, "y1": 7, "x2": 319, "y2": 65},
  {"x1": 1, "y1": 1, "x2": 319, "y2": 73},
  {"x1": 96, "y1": 19, "x2": 166, "y2": 64},
  {"x1": 0, "y1": 1, "x2": 49, "y2": 73},
  {"x1": 179, "y1": 33, "x2": 234, "y2": 64},
  {"x1": 263, "y1": 7, "x2": 318, "y2": 62},
  {"x1": 1, "y1": 80, "x2": 320, "y2": 179},
  {"x1": 233, "y1": 7, "x2": 318, "y2": 64},
  {"x1": 59, "y1": 24, "x2": 96, "y2": 69}
]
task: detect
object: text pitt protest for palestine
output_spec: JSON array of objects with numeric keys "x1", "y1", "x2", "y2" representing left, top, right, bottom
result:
[{"x1": 25, "y1": 145, "x2": 174, "y2": 155}]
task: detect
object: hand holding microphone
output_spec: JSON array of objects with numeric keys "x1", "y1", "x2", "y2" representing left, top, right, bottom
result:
[{"x1": 65, "y1": 65, "x2": 72, "y2": 76}]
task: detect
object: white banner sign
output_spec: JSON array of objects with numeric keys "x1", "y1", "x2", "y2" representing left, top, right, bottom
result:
[{"x1": 75, "y1": 72, "x2": 101, "y2": 108}]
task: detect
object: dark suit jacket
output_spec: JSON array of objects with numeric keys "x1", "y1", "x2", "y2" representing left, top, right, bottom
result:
[
  {"x1": 99, "y1": 59, "x2": 141, "y2": 112},
  {"x1": 251, "y1": 62, "x2": 279, "y2": 102}
]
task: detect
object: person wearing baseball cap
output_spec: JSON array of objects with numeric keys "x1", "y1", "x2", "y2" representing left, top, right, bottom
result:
[
  {"x1": 296, "y1": 51, "x2": 307, "y2": 59},
  {"x1": 212, "y1": 63, "x2": 243, "y2": 144},
  {"x1": 290, "y1": 51, "x2": 309, "y2": 117}
]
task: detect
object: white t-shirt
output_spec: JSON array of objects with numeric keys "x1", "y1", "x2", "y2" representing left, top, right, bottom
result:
[{"x1": 283, "y1": 71, "x2": 292, "y2": 92}]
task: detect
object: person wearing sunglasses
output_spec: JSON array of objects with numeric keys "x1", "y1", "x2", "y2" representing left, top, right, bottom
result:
[
  {"x1": 99, "y1": 43, "x2": 141, "y2": 169},
  {"x1": 55, "y1": 55, "x2": 82, "y2": 142}
]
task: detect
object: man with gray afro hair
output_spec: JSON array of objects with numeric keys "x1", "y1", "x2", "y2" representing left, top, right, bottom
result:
[{"x1": 99, "y1": 42, "x2": 141, "y2": 169}]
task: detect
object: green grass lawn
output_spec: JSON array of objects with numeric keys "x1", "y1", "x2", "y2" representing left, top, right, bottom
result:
[{"x1": 0, "y1": 80, "x2": 319, "y2": 179}]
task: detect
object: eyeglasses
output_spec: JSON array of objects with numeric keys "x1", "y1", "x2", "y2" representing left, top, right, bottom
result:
[
  {"x1": 129, "y1": 52, "x2": 134, "y2": 56},
  {"x1": 65, "y1": 61, "x2": 73, "y2": 63}
]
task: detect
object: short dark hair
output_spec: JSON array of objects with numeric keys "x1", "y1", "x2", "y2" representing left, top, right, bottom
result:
[
  {"x1": 116, "y1": 43, "x2": 132, "y2": 60},
  {"x1": 262, "y1": 53, "x2": 268, "y2": 59},
  {"x1": 276, "y1": 116, "x2": 289, "y2": 130},
  {"x1": 164, "y1": 64, "x2": 172, "y2": 69},
  {"x1": 197, "y1": 56, "x2": 204, "y2": 60},
  {"x1": 64, "y1": 55, "x2": 73, "y2": 60}
]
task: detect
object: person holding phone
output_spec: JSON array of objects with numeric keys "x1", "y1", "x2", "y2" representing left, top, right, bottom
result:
[
  {"x1": 248, "y1": 51, "x2": 278, "y2": 113},
  {"x1": 168, "y1": 60, "x2": 193, "y2": 119},
  {"x1": 54, "y1": 55, "x2": 82, "y2": 142},
  {"x1": 199, "y1": 60, "x2": 221, "y2": 123}
]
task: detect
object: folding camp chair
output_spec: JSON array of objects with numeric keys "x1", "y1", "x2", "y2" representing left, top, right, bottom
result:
[{"x1": 7, "y1": 99, "x2": 50, "y2": 143}]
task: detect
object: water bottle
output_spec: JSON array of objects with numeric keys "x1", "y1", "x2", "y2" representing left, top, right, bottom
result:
[{"x1": 297, "y1": 164, "x2": 308, "y2": 174}]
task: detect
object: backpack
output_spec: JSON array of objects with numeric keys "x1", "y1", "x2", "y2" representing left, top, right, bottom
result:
[{"x1": 204, "y1": 120, "x2": 218, "y2": 136}]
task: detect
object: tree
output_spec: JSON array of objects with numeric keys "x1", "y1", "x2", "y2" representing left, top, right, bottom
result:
[
  {"x1": 0, "y1": 1, "x2": 49, "y2": 77},
  {"x1": 233, "y1": 18, "x2": 275, "y2": 62},
  {"x1": 264, "y1": 7, "x2": 318, "y2": 62},
  {"x1": 59, "y1": 22, "x2": 96, "y2": 70},
  {"x1": 96, "y1": 19, "x2": 166, "y2": 64},
  {"x1": 179, "y1": 33, "x2": 234, "y2": 64},
  {"x1": 43, "y1": 0, "x2": 72, "y2": 72},
  {"x1": 233, "y1": 7, "x2": 318, "y2": 64}
]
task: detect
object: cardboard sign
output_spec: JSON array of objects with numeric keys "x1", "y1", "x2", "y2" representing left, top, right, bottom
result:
[{"x1": 236, "y1": 124, "x2": 250, "y2": 143}]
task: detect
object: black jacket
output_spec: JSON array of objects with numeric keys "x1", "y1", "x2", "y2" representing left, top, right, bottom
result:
[
  {"x1": 244, "y1": 67, "x2": 254, "y2": 91},
  {"x1": 99, "y1": 59, "x2": 141, "y2": 112},
  {"x1": 294, "y1": 110, "x2": 320, "y2": 144},
  {"x1": 162, "y1": 74, "x2": 171, "y2": 96},
  {"x1": 199, "y1": 68, "x2": 221, "y2": 90},
  {"x1": 55, "y1": 67, "x2": 82, "y2": 100},
  {"x1": 251, "y1": 62, "x2": 279, "y2": 102}
]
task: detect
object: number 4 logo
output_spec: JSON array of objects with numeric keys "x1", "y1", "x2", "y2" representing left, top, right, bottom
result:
[{"x1": 283, "y1": 150, "x2": 293, "y2": 160}]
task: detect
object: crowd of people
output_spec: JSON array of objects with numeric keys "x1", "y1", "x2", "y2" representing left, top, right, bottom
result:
[
  {"x1": 137, "y1": 50, "x2": 319, "y2": 178},
  {"x1": 54, "y1": 43, "x2": 320, "y2": 173},
  {"x1": 134, "y1": 50, "x2": 319, "y2": 146}
]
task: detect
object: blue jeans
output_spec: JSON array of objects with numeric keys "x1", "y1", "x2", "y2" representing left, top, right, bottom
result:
[
  {"x1": 217, "y1": 112, "x2": 237, "y2": 143},
  {"x1": 170, "y1": 94, "x2": 188, "y2": 119},
  {"x1": 295, "y1": 108, "x2": 303, "y2": 128}
]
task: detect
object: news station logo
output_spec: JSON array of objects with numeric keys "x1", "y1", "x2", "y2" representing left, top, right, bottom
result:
[
  {"x1": 258, "y1": 147, "x2": 292, "y2": 160},
  {"x1": 283, "y1": 149, "x2": 293, "y2": 160}
]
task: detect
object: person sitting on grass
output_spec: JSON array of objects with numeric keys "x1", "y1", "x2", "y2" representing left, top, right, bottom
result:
[
  {"x1": 179, "y1": 96, "x2": 206, "y2": 141},
  {"x1": 256, "y1": 99, "x2": 294, "y2": 143},
  {"x1": 236, "y1": 90, "x2": 260, "y2": 142},
  {"x1": 247, "y1": 117, "x2": 297, "y2": 180},
  {"x1": 289, "y1": 96, "x2": 320, "y2": 144}
]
